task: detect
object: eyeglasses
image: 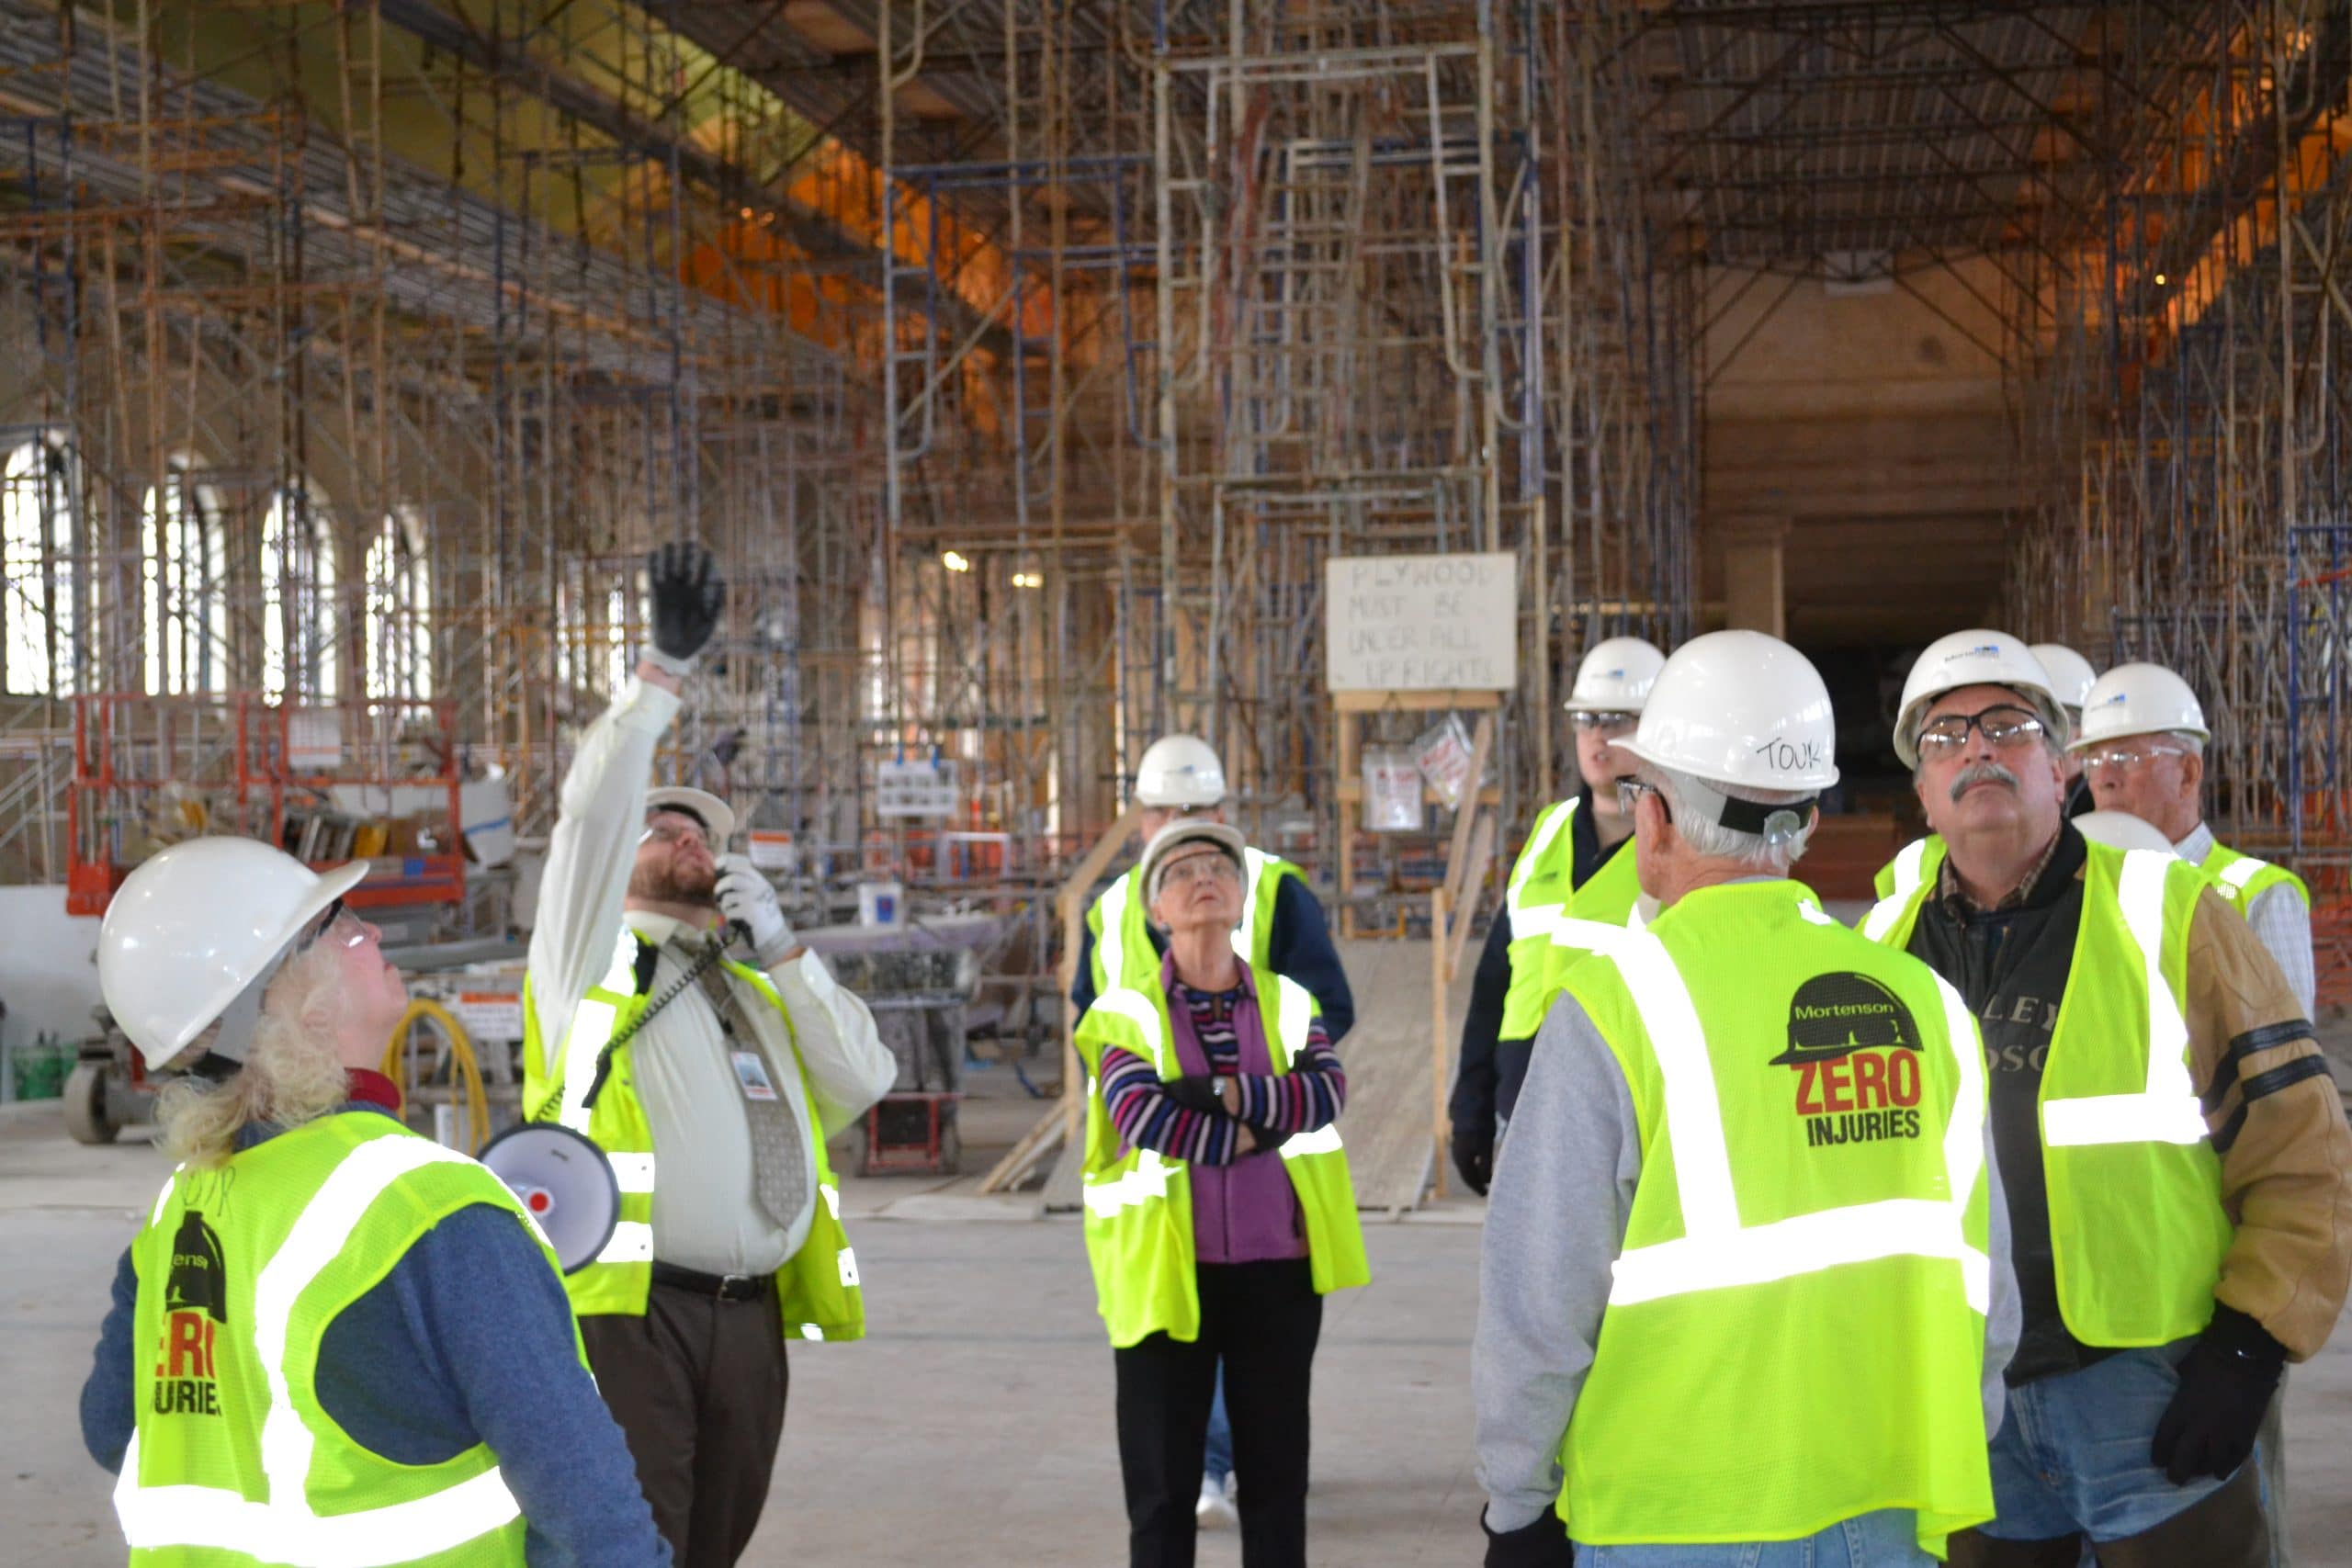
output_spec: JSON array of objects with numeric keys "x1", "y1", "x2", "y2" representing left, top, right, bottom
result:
[
  {"x1": 1572, "y1": 711, "x2": 1638, "y2": 738},
  {"x1": 1159, "y1": 852, "x2": 1241, "y2": 888},
  {"x1": 1614, "y1": 778, "x2": 1668, "y2": 821},
  {"x1": 1915, "y1": 705, "x2": 2047, "y2": 760},
  {"x1": 641, "y1": 818, "x2": 711, "y2": 851},
  {"x1": 297, "y1": 897, "x2": 369, "y2": 953},
  {"x1": 2081, "y1": 742, "x2": 2191, "y2": 774}
]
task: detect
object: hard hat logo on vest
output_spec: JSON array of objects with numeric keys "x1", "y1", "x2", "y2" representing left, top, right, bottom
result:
[
  {"x1": 155, "y1": 1211, "x2": 226, "y2": 1417},
  {"x1": 1772, "y1": 975, "x2": 1925, "y2": 1148}
]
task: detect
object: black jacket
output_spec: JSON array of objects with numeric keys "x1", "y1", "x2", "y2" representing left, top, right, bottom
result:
[{"x1": 1449, "y1": 789, "x2": 1626, "y2": 1141}]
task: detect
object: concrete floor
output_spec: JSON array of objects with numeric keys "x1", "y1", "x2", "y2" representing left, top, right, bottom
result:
[{"x1": 8, "y1": 1089, "x2": 2352, "y2": 1566}]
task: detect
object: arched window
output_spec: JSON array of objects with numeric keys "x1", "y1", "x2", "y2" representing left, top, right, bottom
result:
[
  {"x1": 555, "y1": 557, "x2": 635, "y2": 697},
  {"x1": 262, "y1": 486, "x2": 338, "y2": 700},
  {"x1": 1, "y1": 437, "x2": 76, "y2": 696},
  {"x1": 366, "y1": 509, "x2": 433, "y2": 698},
  {"x1": 142, "y1": 458, "x2": 228, "y2": 695}
]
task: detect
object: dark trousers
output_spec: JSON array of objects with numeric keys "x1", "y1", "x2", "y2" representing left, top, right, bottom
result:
[
  {"x1": 579, "y1": 1281, "x2": 789, "y2": 1568},
  {"x1": 1945, "y1": 1460, "x2": 2269, "y2": 1568},
  {"x1": 1114, "y1": 1258, "x2": 1323, "y2": 1568}
]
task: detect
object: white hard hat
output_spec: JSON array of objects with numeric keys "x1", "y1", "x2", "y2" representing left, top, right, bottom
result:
[
  {"x1": 2074, "y1": 809, "x2": 2179, "y2": 856},
  {"x1": 1894, "y1": 630, "x2": 2070, "y2": 768},
  {"x1": 1134, "y1": 734, "x2": 1227, "y2": 808},
  {"x1": 2070, "y1": 662, "x2": 2211, "y2": 750},
  {"x1": 2030, "y1": 644, "x2": 2098, "y2": 713},
  {"x1": 1136, "y1": 818, "x2": 1249, "y2": 903},
  {"x1": 1617, "y1": 629, "x2": 1840, "y2": 793},
  {"x1": 1564, "y1": 636, "x2": 1667, "y2": 714},
  {"x1": 645, "y1": 785, "x2": 736, "y2": 845},
  {"x1": 98, "y1": 838, "x2": 369, "y2": 1071}
]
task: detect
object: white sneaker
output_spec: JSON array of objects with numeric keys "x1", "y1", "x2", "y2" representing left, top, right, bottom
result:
[{"x1": 1195, "y1": 1474, "x2": 1238, "y2": 1529}]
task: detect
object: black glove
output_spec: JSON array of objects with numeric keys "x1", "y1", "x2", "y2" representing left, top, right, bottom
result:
[
  {"x1": 1161, "y1": 1075, "x2": 1225, "y2": 1115},
  {"x1": 2151, "y1": 1304, "x2": 2285, "y2": 1486},
  {"x1": 1482, "y1": 1506, "x2": 1573, "y2": 1568},
  {"x1": 1244, "y1": 1123, "x2": 1293, "y2": 1156},
  {"x1": 646, "y1": 541, "x2": 726, "y2": 669},
  {"x1": 1452, "y1": 1126, "x2": 1493, "y2": 1196}
]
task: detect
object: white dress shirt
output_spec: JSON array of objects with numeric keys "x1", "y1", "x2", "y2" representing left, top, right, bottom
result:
[{"x1": 528, "y1": 678, "x2": 899, "y2": 1276}]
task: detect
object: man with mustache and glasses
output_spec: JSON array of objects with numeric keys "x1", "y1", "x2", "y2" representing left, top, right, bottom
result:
[{"x1": 1860, "y1": 630, "x2": 2352, "y2": 1567}]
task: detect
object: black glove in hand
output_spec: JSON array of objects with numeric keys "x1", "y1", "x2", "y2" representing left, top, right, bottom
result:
[
  {"x1": 2151, "y1": 1304, "x2": 2285, "y2": 1486},
  {"x1": 1161, "y1": 1075, "x2": 1224, "y2": 1115},
  {"x1": 1453, "y1": 1127, "x2": 1494, "y2": 1196},
  {"x1": 647, "y1": 541, "x2": 726, "y2": 666},
  {"x1": 1245, "y1": 1123, "x2": 1293, "y2": 1156},
  {"x1": 1482, "y1": 1506, "x2": 1573, "y2": 1568}
]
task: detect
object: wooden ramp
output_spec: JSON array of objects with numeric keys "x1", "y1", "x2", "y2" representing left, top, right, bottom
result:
[{"x1": 1040, "y1": 934, "x2": 1467, "y2": 1215}]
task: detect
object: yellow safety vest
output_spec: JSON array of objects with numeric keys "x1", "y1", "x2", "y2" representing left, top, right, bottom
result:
[
  {"x1": 118, "y1": 1113, "x2": 562, "y2": 1565},
  {"x1": 1088, "y1": 846, "x2": 1302, "y2": 1003},
  {"x1": 521, "y1": 929, "x2": 865, "y2": 1342},
  {"x1": 1497, "y1": 798, "x2": 1589, "y2": 1039},
  {"x1": 2198, "y1": 840, "x2": 2310, "y2": 917},
  {"x1": 1872, "y1": 835, "x2": 1947, "y2": 903},
  {"x1": 1863, "y1": 839, "x2": 2227, "y2": 1345},
  {"x1": 1072, "y1": 966, "x2": 1369, "y2": 1348},
  {"x1": 1558, "y1": 881, "x2": 1994, "y2": 1556}
]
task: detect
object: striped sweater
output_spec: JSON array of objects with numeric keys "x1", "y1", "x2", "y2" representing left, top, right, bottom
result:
[{"x1": 1099, "y1": 980, "x2": 1345, "y2": 1165}]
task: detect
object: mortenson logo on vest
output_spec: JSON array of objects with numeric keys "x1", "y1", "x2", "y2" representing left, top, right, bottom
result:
[
  {"x1": 1770, "y1": 974, "x2": 1925, "y2": 1149},
  {"x1": 155, "y1": 1211, "x2": 227, "y2": 1417}
]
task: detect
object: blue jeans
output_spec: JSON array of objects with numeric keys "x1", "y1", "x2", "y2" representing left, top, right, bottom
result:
[
  {"x1": 1576, "y1": 1509, "x2": 1928, "y2": 1567},
  {"x1": 1981, "y1": 1341, "x2": 2238, "y2": 1542},
  {"x1": 1204, "y1": 1362, "x2": 1233, "y2": 1485}
]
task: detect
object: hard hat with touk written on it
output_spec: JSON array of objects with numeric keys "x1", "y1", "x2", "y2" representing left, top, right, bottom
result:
[{"x1": 1614, "y1": 630, "x2": 1838, "y2": 850}]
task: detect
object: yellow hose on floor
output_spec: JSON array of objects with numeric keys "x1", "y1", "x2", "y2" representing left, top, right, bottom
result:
[{"x1": 382, "y1": 998, "x2": 491, "y2": 1155}]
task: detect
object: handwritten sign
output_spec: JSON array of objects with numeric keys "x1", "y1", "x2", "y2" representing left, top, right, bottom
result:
[{"x1": 1325, "y1": 552, "x2": 1518, "y2": 693}]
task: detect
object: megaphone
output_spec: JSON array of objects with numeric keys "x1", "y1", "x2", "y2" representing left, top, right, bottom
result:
[{"x1": 479, "y1": 1122, "x2": 619, "y2": 1275}]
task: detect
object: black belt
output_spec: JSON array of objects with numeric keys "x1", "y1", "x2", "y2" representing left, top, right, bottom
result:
[{"x1": 650, "y1": 1261, "x2": 775, "y2": 1302}]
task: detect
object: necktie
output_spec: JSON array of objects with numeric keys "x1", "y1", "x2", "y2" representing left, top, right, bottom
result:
[{"x1": 683, "y1": 934, "x2": 810, "y2": 1229}]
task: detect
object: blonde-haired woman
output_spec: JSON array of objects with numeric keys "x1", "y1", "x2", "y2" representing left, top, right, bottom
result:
[{"x1": 79, "y1": 837, "x2": 669, "y2": 1566}]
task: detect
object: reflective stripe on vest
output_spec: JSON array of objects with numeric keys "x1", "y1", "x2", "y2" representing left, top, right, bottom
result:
[
  {"x1": 114, "y1": 1138, "x2": 525, "y2": 1566},
  {"x1": 1597, "y1": 919, "x2": 1991, "y2": 1314},
  {"x1": 2041, "y1": 848, "x2": 2204, "y2": 1148},
  {"x1": 1861, "y1": 837, "x2": 1936, "y2": 943},
  {"x1": 1096, "y1": 870, "x2": 1135, "y2": 996},
  {"x1": 2217, "y1": 858, "x2": 2264, "y2": 892},
  {"x1": 1505, "y1": 800, "x2": 1577, "y2": 923},
  {"x1": 528, "y1": 933, "x2": 865, "y2": 1337}
]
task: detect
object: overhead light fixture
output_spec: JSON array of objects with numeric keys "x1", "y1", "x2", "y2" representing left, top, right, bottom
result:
[
  {"x1": 1012, "y1": 571, "x2": 1043, "y2": 589},
  {"x1": 741, "y1": 206, "x2": 755, "y2": 220},
  {"x1": 2154, "y1": 273, "x2": 2168, "y2": 286},
  {"x1": 942, "y1": 550, "x2": 971, "y2": 572}
]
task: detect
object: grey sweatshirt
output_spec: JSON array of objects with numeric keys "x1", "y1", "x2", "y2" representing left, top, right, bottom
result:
[{"x1": 1473, "y1": 986, "x2": 2022, "y2": 1534}]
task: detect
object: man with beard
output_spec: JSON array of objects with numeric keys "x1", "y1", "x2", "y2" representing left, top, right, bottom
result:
[
  {"x1": 1860, "y1": 630, "x2": 2352, "y2": 1566},
  {"x1": 522, "y1": 542, "x2": 898, "y2": 1568}
]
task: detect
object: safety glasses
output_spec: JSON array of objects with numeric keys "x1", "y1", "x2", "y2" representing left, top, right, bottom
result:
[
  {"x1": 1915, "y1": 704, "x2": 2046, "y2": 760},
  {"x1": 296, "y1": 897, "x2": 370, "y2": 953}
]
